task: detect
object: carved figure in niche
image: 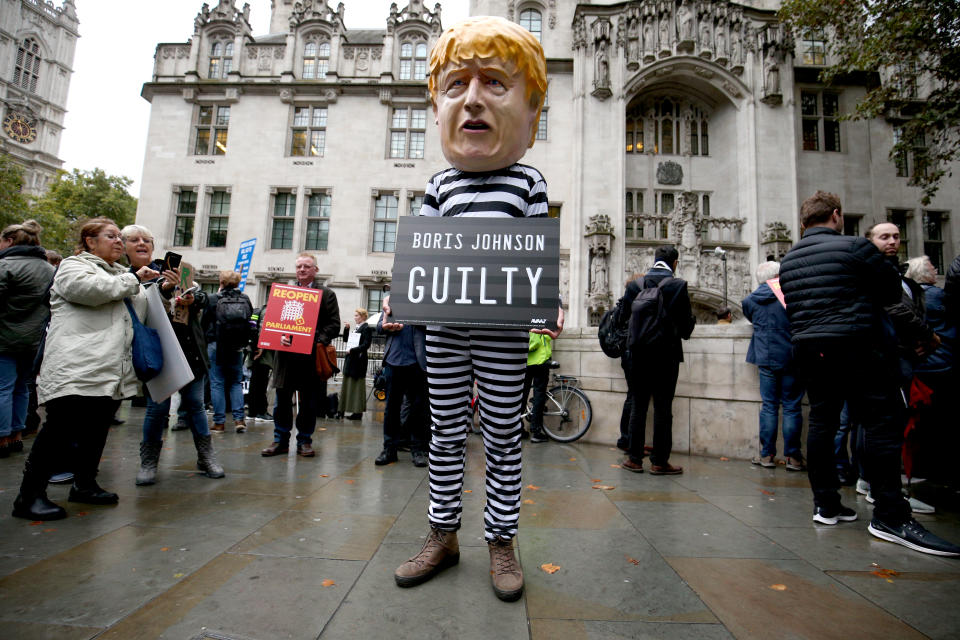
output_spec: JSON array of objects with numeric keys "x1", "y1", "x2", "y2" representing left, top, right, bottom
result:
[
  {"x1": 699, "y1": 11, "x2": 712, "y2": 51},
  {"x1": 730, "y1": 22, "x2": 742, "y2": 65},
  {"x1": 678, "y1": 0, "x2": 694, "y2": 41},
  {"x1": 596, "y1": 37, "x2": 610, "y2": 88},
  {"x1": 675, "y1": 192, "x2": 699, "y2": 254},
  {"x1": 764, "y1": 48, "x2": 782, "y2": 95},
  {"x1": 627, "y1": 16, "x2": 640, "y2": 65},
  {"x1": 643, "y1": 14, "x2": 655, "y2": 56},
  {"x1": 659, "y1": 9, "x2": 671, "y2": 52},
  {"x1": 590, "y1": 247, "x2": 609, "y2": 295},
  {"x1": 715, "y1": 14, "x2": 727, "y2": 59}
]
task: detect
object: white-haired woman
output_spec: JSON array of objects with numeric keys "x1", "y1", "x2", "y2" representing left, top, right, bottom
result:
[
  {"x1": 742, "y1": 261, "x2": 805, "y2": 470},
  {"x1": 120, "y1": 224, "x2": 224, "y2": 485}
]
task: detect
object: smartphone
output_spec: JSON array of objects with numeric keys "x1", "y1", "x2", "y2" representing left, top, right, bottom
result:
[{"x1": 163, "y1": 251, "x2": 182, "y2": 271}]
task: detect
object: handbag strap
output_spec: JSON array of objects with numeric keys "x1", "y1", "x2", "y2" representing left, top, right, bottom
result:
[{"x1": 123, "y1": 298, "x2": 143, "y2": 327}]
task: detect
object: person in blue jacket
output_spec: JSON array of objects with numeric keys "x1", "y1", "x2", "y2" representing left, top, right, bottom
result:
[{"x1": 742, "y1": 261, "x2": 805, "y2": 471}]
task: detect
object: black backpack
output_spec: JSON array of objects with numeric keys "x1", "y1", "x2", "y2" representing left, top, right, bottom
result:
[
  {"x1": 598, "y1": 298, "x2": 629, "y2": 358},
  {"x1": 215, "y1": 291, "x2": 253, "y2": 351},
  {"x1": 628, "y1": 276, "x2": 674, "y2": 348}
]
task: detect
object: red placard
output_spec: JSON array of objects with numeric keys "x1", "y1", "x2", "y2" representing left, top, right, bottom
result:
[
  {"x1": 767, "y1": 277, "x2": 786, "y2": 309},
  {"x1": 257, "y1": 283, "x2": 322, "y2": 354}
]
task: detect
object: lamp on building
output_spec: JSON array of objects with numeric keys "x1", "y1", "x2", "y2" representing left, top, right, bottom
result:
[{"x1": 714, "y1": 246, "x2": 727, "y2": 309}]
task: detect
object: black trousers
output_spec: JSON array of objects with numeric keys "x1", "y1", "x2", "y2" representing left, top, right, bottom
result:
[
  {"x1": 521, "y1": 362, "x2": 550, "y2": 430},
  {"x1": 246, "y1": 362, "x2": 271, "y2": 416},
  {"x1": 21, "y1": 395, "x2": 119, "y2": 495},
  {"x1": 796, "y1": 340, "x2": 910, "y2": 524},
  {"x1": 627, "y1": 357, "x2": 680, "y2": 466},
  {"x1": 382, "y1": 363, "x2": 428, "y2": 453},
  {"x1": 618, "y1": 357, "x2": 633, "y2": 448}
]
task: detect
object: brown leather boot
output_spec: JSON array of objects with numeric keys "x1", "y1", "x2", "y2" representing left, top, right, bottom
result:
[
  {"x1": 394, "y1": 527, "x2": 459, "y2": 587},
  {"x1": 488, "y1": 538, "x2": 524, "y2": 601}
]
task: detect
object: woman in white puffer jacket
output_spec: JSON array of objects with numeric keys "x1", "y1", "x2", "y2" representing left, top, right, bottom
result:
[{"x1": 12, "y1": 217, "x2": 159, "y2": 521}]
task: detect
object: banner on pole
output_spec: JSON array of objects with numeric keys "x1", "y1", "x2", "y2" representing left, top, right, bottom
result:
[
  {"x1": 234, "y1": 238, "x2": 256, "y2": 291},
  {"x1": 389, "y1": 216, "x2": 561, "y2": 330},
  {"x1": 257, "y1": 283, "x2": 322, "y2": 354}
]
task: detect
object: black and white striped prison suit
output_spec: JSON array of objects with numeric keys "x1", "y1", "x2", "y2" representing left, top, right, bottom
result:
[{"x1": 419, "y1": 163, "x2": 549, "y2": 541}]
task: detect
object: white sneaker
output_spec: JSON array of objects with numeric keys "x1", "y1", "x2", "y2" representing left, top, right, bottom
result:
[
  {"x1": 856, "y1": 479, "x2": 870, "y2": 496},
  {"x1": 908, "y1": 496, "x2": 935, "y2": 514}
]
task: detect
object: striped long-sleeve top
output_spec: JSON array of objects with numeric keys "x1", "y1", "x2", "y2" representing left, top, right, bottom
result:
[{"x1": 419, "y1": 163, "x2": 549, "y2": 218}]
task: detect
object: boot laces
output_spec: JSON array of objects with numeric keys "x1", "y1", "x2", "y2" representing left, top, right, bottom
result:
[
  {"x1": 409, "y1": 529, "x2": 445, "y2": 567},
  {"x1": 491, "y1": 541, "x2": 519, "y2": 574}
]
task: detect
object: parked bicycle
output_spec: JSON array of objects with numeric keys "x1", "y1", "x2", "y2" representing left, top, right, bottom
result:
[{"x1": 521, "y1": 362, "x2": 593, "y2": 442}]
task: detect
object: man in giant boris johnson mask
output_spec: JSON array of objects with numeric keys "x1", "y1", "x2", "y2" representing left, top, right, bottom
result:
[{"x1": 385, "y1": 16, "x2": 563, "y2": 602}]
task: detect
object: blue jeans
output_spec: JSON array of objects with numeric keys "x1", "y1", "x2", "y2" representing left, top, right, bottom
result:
[
  {"x1": 757, "y1": 366, "x2": 804, "y2": 458},
  {"x1": 143, "y1": 375, "x2": 210, "y2": 443},
  {"x1": 0, "y1": 352, "x2": 33, "y2": 438},
  {"x1": 207, "y1": 343, "x2": 244, "y2": 424}
]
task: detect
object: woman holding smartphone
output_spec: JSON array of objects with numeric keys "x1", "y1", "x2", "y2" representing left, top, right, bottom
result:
[{"x1": 120, "y1": 225, "x2": 225, "y2": 486}]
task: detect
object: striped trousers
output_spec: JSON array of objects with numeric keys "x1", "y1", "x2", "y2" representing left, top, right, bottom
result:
[{"x1": 425, "y1": 326, "x2": 528, "y2": 541}]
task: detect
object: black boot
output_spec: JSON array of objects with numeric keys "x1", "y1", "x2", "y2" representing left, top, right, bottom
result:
[
  {"x1": 193, "y1": 433, "x2": 225, "y2": 479},
  {"x1": 68, "y1": 480, "x2": 118, "y2": 505},
  {"x1": 136, "y1": 440, "x2": 163, "y2": 486},
  {"x1": 12, "y1": 459, "x2": 66, "y2": 520}
]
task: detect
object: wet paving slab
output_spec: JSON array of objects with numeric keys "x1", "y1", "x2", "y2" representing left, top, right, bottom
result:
[{"x1": 0, "y1": 404, "x2": 958, "y2": 638}]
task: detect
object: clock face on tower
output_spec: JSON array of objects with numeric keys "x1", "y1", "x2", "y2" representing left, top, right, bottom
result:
[{"x1": 2, "y1": 111, "x2": 38, "y2": 144}]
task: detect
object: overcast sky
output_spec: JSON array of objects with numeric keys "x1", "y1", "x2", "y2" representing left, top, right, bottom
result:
[{"x1": 59, "y1": 0, "x2": 469, "y2": 198}]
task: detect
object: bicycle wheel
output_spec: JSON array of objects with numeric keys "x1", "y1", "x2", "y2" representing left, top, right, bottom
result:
[{"x1": 541, "y1": 386, "x2": 592, "y2": 442}]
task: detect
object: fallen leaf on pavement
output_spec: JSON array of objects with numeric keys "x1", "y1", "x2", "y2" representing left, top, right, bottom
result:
[
  {"x1": 318, "y1": 427, "x2": 327, "y2": 431},
  {"x1": 160, "y1": 547, "x2": 169, "y2": 552},
  {"x1": 322, "y1": 579, "x2": 336, "y2": 587},
  {"x1": 719, "y1": 457, "x2": 730, "y2": 461},
  {"x1": 610, "y1": 464, "x2": 621, "y2": 469},
  {"x1": 319, "y1": 474, "x2": 329, "y2": 478},
  {"x1": 769, "y1": 584, "x2": 787, "y2": 591},
  {"x1": 591, "y1": 478, "x2": 602, "y2": 482},
  {"x1": 540, "y1": 563, "x2": 561, "y2": 574},
  {"x1": 626, "y1": 556, "x2": 640, "y2": 565},
  {"x1": 569, "y1": 457, "x2": 576, "y2": 461},
  {"x1": 522, "y1": 499, "x2": 535, "y2": 505},
  {"x1": 43, "y1": 528, "x2": 56, "y2": 533},
  {"x1": 75, "y1": 512, "x2": 87, "y2": 517},
  {"x1": 760, "y1": 489, "x2": 775, "y2": 496},
  {"x1": 464, "y1": 489, "x2": 473, "y2": 493},
  {"x1": 592, "y1": 485, "x2": 615, "y2": 490},
  {"x1": 345, "y1": 479, "x2": 355, "y2": 484},
  {"x1": 526, "y1": 484, "x2": 541, "y2": 490},
  {"x1": 173, "y1": 573, "x2": 185, "y2": 578}
]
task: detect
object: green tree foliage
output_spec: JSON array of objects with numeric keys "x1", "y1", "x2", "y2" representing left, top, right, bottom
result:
[
  {"x1": 31, "y1": 168, "x2": 138, "y2": 255},
  {"x1": 0, "y1": 153, "x2": 32, "y2": 230},
  {"x1": 779, "y1": 0, "x2": 959, "y2": 203}
]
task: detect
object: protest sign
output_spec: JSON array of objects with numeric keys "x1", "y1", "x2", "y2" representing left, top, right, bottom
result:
[
  {"x1": 234, "y1": 238, "x2": 256, "y2": 291},
  {"x1": 257, "y1": 283, "x2": 322, "y2": 354},
  {"x1": 390, "y1": 216, "x2": 560, "y2": 329},
  {"x1": 143, "y1": 285, "x2": 194, "y2": 402},
  {"x1": 767, "y1": 277, "x2": 786, "y2": 309}
]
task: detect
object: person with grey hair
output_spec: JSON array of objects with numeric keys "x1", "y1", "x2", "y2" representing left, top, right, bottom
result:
[
  {"x1": 742, "y1": 261, "x2": 805, "y2": 470},
  {"x1": 908, "y1": 255, "x2": 956, "y2": 495}
]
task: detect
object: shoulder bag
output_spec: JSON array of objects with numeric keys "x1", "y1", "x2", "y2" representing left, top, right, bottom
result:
[{"x1": 124, "y1": 298, "x2": 164, "y2": 381}]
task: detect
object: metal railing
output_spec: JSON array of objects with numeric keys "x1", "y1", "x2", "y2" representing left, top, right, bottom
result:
[{"x1": 330, "y1": 332, "x2": 386, "y2": 384}]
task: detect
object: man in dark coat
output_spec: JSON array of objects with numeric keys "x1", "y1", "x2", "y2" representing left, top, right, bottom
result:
[
  {"x1": 261, "y1": 253, "x2": 340, "y2": 458},
  {"x1": 621, "y1": 245, "x2": 696, "y2": 475},
  {"x1": 779, "y1": 190, "x2": 959, "y2": 556}
]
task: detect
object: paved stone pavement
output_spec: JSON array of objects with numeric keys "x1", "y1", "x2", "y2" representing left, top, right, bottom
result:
[{"x1": 1, "y1": 402, "x2": 959, "y2": 640}]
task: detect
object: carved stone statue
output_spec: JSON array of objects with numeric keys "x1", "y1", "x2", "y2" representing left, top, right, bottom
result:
[
  {"x1": 678, "y1": 0, "x2": 695, "y2": 42},
  {"x1": 659, "y1": 10, "x2": 671, "y2": 54},
  {"x1": 590, "y1": 247, "x2": 609, "y2": 295},
  {"x1": 627, "y1": 16, "x2": 640, "y2": 68},
  {"x1": 643, "y1": 14, "x2": 655, "y2": 58},
  {"x1": 596, "y1": 41, "x2": 610, "y2": 88}
]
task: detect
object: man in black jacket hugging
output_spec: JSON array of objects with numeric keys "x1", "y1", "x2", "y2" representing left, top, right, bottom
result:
[{"x1": 780, "y1": 191, "x2": 959, "y2": 556}]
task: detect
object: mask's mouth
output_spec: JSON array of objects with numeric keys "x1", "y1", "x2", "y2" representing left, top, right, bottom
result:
[{"x1": 463, "y1": 120, "x2": 490, "y2": 131}]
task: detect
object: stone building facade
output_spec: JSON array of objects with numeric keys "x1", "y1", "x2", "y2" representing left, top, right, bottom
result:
[
  {"x1": 136, "y1": 0, "x2": 959, "y2": 326},
  {"x1": 0, "y1": 0, "x2": 78, "y2": 195}
]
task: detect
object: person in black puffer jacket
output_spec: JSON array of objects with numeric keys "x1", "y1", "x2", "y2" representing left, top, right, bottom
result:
[
  {"x1": 0, "y1": 220, "x2": 54, "y2": 458},
  {"x1": 780, "y1": 190, "x2": 960, "y2": 557}
]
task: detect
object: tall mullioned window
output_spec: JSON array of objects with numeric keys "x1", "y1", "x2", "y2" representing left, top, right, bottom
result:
[
  {"x1": 208, "y1": 41, "x2": 233, "y2": 79},
  {"x1": 290, "y1": 106, "x2": 327, "y2": 156},
  {"x1": 173, "y1": 190, "x2": 197, "y2": 246},
  {"x1": 13, "y1": 38, "x2": 41, "y2": 92},
  {"x1": 390, "y1": 107, "x2": 426, "y2": 159},
  {"x1": 305, "y1": 192, "x2": 331, "y2": 251},
  {"x1": 887, "y1": 209, "x2": 910, "y2": 262},
  {"x1": 519, "y1": 9, "x2": 543, "y2": 42},
  {"x1": 399, "y1": 42, "x2": 427, "y2": 80},
  {"x1": 801, "y1": 91, "x2": 840, "y2": 152},
  {"x1": 271, "y1": 191, "x2": 296, "y2": 250},
  {"x1": 194, "y1": 105, "x2": 230, "y2": 155},
  {"x1": 303, "y1": 40, "x2": 330, "y2": 79},
  {"x1": 206, "y1": 190, "x2": 231, "y2": 247},
  {"x1": 372, "y1": 194, "x2": 398, "y2": 252},
  {"x1": 801, "y1": 29, "x2": 826, "y2": 65},
  {"x1": 923, "y1": 210, "x2": 946, "y2": 274}
]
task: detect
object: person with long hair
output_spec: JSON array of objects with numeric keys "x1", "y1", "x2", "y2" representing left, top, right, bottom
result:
[{"x1": 12, "y1": 217, "x2": 158, "y2": 520}]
